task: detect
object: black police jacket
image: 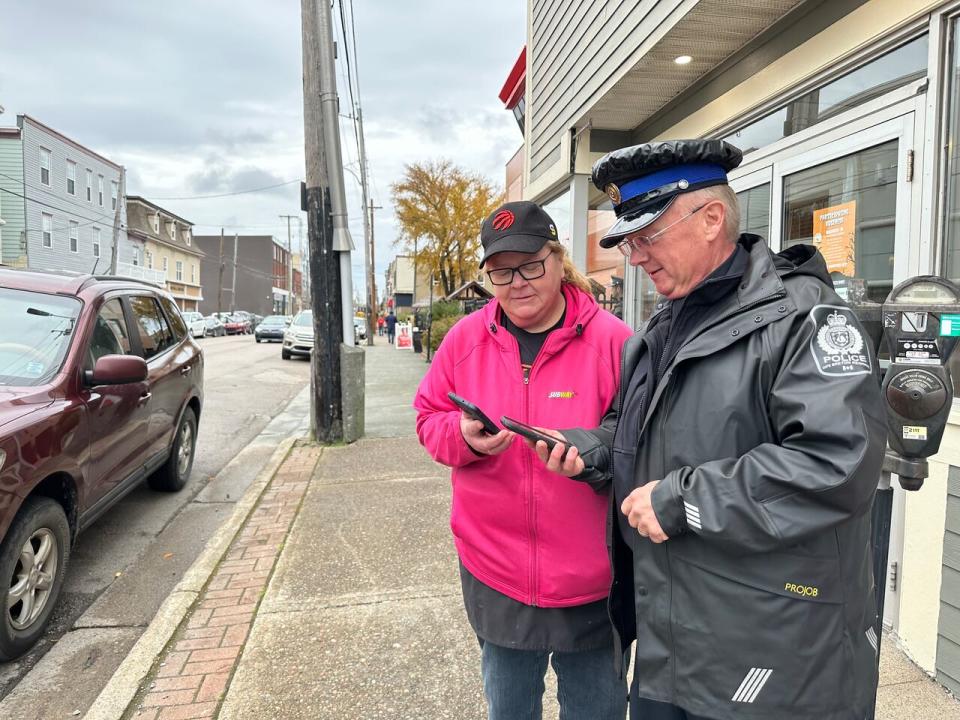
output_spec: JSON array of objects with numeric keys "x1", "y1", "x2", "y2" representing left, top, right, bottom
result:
[{"x1": 565, "y1": 235, "x2": 887, "y2": 720}]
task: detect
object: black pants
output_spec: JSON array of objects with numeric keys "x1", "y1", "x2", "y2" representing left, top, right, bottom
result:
[{"x1": 630, "y1": 684, "x2": 714, "y2": 720}]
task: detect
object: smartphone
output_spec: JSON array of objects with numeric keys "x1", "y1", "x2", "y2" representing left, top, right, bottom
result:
[
  {"x1": 447, "y1": 392, "x2": 500, "y2": 435},
  {"x1": 500, "y1": 416, "x2": 569, "y2": 459}
]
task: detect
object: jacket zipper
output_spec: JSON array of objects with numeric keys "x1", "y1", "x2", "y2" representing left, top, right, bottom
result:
[{"x1": 657, "y1": 380, "x2": 679, "y2": 700}]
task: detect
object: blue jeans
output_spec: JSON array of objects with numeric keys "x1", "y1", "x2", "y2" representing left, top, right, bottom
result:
[{"x1": 480, "y1": 641, "x2": 627, "y2": 720}]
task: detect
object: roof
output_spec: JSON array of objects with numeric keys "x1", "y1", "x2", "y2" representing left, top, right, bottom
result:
[
  {"x1": 444, "y1": 280, "x2": 493, "y2": 302},
  {"x1": 0, "y1": 266, "x2": 166, "y2": 297},
  {"x1": 126, "y1": 195, "x2": 194, "y2": 226},
  {"x1": 18, "y1": 115, "x2": 122, "y2": 171}
]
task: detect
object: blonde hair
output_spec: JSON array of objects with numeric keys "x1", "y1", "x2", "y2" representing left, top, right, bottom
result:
[
  {"x1": 692, "y1": 185, "x2": 741, "y2": 242},
  {"x1": 545, "y1": 240, "x2": 592, "y2": 293}
]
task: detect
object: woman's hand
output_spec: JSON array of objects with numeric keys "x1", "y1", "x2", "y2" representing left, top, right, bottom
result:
[
  {"x1": 460, "y1": 414, "x2": 514, "y2": 455},
  {"x1": 528, "y1": 430, "x2": 585, "y2": 477}
]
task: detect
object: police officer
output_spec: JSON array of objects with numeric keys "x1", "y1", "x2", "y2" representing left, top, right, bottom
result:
[{"x1": 532, "y1": 139, "x2": 887, "y2": 720}]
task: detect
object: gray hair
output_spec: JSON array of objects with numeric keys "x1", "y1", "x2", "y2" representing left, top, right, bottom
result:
[{"x1": 690, "y1": 185, "x2": 740, "y2": 242}]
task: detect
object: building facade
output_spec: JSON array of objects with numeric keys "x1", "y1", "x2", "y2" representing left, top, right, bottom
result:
[
  {"x1": 0, "y1": 115, "x2": 135, "y2": 272},
  {"x1": 126, "y1": 196, "x2": 203, "y2": 310},
  {"x1": 193, "y1": 235, "x2": 291, "y2": 317},
  {"x1": 514, "y1": 0, "x2": 960, "y2": 693}
]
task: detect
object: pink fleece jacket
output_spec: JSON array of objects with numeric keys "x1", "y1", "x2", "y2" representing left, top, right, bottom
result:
[{"x1": 414, "y1": 284, "x2": 632, "y2": 607}]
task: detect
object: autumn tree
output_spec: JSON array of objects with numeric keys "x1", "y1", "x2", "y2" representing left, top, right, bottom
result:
[{"x1": 391, "y1": 160, "x2": 502, "y2": 296}]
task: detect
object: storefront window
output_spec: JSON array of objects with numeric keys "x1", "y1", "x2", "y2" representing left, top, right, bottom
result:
[
  {"x1": 725, "y1": 35, "x2": 928, "y2": 154},
  {"x1": 942, "y1": 18, "x2": 960, "y2": 395},
  {"x1": 782, "y1": 140, "x2": 897, "y2": 304},
  {"x1": 736, "y1": 183, "x2": 771, "y2": 239}
]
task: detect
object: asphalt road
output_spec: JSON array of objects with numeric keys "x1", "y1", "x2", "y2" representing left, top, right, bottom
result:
[{"x1": 0, "y1": 333, "x2": 311, "y2": 713}]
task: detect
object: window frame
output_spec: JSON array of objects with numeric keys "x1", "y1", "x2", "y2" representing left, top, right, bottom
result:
[
  {"x1": 66, "y1": 160, "x2": 76, "y2": 196},
  {"x1": 86, "y1": 168, "x2": 93, "y2": 202},
  {"x1": 175, "y1": 260, "x2": 183, "y2": 281},
  {"x1": 41, "y1": 212, "x2": 53, "y2": 248},
  {"x1": 98, "y1": 175, "x2": 104, "y2": 207},
  {"x1": 92, "y1": 227, "x2": 101, "y2": 258},
  {"x1": 111, "y1": 180, "x2": 118, "y2": 211},
  {"x1": 69, "y1": 221, "x2": 79, "y2": 253},
  {"x1": 39, "y1": 147, "x2": 51, "y2": 186}
]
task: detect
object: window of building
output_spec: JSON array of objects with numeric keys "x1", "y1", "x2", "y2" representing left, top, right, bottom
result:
[
  {"x1": 724, "y1": 35, "x2": 928, "y2": 154},
  {"x1": 175, "y1": 260, "x2": 183, "y2": 281},
  {"x1": 162, "y1": 256, "x2": 169, "y2": 272},
  {"x1": 782, "y1": 140, "x2": 897, "y2": 304},
  {"x1": 111, "y1": 181, "x2": 118, "y2": 211},
  {"x1": 41, "y1": 212, "x2": 53, "y2": 247},
  {"x1": 69, "y1": 221, "x2": 78, "y2": 253},
  {"x1": 92, "y1": 227, "x2": 101, "y2": 257},
  {"x1": 39, "y1": 147, "x2": 51, "y2": 185},
  {"x1": 736, "y1": 184, "x2": 772, "y2": 239},
  {"x1": 146, "y1": 251, "x2": 153, "y2": 269},
  {"x1": 66, "y1": 160, "x2": 76, "y2": 195},
  {"x1": 168, "y1": 221, "x2": 176, "y2": 239},
  {"x1": 153, "y1": 214, "x2": 160, "y2": 233},
  {"x1": 184, "y1": 231, "x2": 191, "y2": 246},
  {"x1": 86, "y1": 169, "x2": 93, "y2": 201},
  {"x1": 190, "y1": 264, "x2": 196, "y2": 283},
  {"x1": 98, "y1": 175, "x2": 104, "y2": 206},
  {"x1": 132, "y1": 248, "x2": 141, "y2": 266}
]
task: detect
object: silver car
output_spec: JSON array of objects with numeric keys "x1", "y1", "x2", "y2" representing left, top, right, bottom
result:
[{"x1": 282, "y1": 310, "x2": 313, "y2": 360}]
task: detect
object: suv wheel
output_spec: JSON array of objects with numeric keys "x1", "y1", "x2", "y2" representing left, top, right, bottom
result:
[
  {"x1": 281, "y1": 348, "x2": 291, "y2": 360},
  {"x1": 149, "y1": 407, "x2": 197, "y2": 492},
  {"x1": 0, "y1": 497, "x2": 70, "y2": 661}
]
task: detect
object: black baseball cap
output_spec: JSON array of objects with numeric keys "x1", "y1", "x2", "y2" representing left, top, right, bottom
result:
[{"x1": 479, "y1": 201, "x2": 559, "y2": 267}]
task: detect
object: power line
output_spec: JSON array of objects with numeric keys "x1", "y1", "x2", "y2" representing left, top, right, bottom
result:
[
  {"x1": 0, "y1": 170, "x2": 120, "y2": 224},
  {"x1": 149, "y1": 179, "x2": 301, "y2": 201}
]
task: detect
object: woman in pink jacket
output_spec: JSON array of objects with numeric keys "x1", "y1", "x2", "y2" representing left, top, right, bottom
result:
[{"x1": 414, "y1": 201, "x2": 632, "y2": 720}]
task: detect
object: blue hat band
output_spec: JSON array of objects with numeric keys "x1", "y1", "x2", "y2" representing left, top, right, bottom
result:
[{"x1": 614, "y1": 163, "x2": 729, "y2": 215}]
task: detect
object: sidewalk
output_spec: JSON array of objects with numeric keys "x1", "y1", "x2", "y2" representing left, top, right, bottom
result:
[{"x1": 93, "y1": 334, "x2": 960, "y2": 719}]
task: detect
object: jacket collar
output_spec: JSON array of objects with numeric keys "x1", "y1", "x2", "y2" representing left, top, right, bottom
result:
[{"x1": 482, "y1": 283, "x2": 599, "y2": 350}]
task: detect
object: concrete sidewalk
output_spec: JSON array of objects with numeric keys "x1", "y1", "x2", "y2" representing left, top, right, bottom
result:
[{"x1": 99, "y1": 335, "x2": 960, "y2": 719}]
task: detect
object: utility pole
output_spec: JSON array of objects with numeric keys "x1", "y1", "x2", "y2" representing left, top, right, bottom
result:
[
  {"x1": 217, "y1": 228, "x2": 224, "y2": 315},
  {"x1": 230, "y1": 233, "x2": 238, "y2": 314},
  {"x1": 366, "y1": 200, "x2": 381, "y2": 346},
  {"x1": 109, "y1": 167, "x2": 125, "y2": 274},
  {"x1": 302, "y1": 0, "x2": 356, "y2": 441},
  {"x1": 280, "y1": 214, "x2": 297, "y2": 313}
]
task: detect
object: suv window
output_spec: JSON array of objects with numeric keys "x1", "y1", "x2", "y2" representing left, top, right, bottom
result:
[
  {"x1": 88, "y1": 298, "x2": 132, "y2": 364},
  {"x1": 130, "y1": 296, "x2": 176, "y2": 360},
  {"x1": 158, "y1": 296, "x2": 188, "y2": 340}
]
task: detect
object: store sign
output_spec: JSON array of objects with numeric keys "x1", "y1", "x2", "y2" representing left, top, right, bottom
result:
[
  {"x1": 396, "y1": 322, "x2": 413, "y2": 350},
  {"x1": 812, "y1": 201, "x2": 857, "y2": 277}
]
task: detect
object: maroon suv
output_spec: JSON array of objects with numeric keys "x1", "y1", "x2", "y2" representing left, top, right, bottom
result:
[{"x1": 0, "y1": 269, "x2": 203, "y2": 660}]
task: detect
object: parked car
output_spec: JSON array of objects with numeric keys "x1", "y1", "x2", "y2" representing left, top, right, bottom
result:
[
  {"x1": 0, "y1": 268, "x2": 203, "y2": 660},
  {"x1": 255, "y1": 315, "x2": 289, "y2": 343},
  {"x1": 203, "y1": 316, "x2": 226, "y2": 337},
  {"x1": 181, "y1": 311, "x2": 206, "y2": 338},
  {"x1": 223, "y1": 314, "x2": 251, "y2": 335},
  {"x1": 282, "y1": 310, "x2": 314, "y2": 360}
]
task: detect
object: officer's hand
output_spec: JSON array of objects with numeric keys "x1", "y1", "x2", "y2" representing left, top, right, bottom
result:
[
  {"x1": 527, "y1": 429, "x2": 585, "y2": 477},
  {"x1": 460, "y1": 414, "x2": 514, "y2": 455},
  {"x1": 620, "y1": 482, "x2": 669, "y2": 543}
]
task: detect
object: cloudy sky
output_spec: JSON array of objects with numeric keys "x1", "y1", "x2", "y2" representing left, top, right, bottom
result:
[{"x1": 0, "y1": 0, "x2": 526, "y2": 300}]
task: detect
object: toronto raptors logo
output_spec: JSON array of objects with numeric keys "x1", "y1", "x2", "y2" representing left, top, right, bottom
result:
[
  {"x1": 809, "y1": 305, "x2": 871, "y2": 377},
  {"x1": 492, "y1": 210, "x2": 515, "y2": 230}
]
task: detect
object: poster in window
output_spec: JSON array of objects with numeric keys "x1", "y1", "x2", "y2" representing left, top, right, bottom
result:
[{"x1": 812, "y1": 201, "x2": 857, "y2": 277}]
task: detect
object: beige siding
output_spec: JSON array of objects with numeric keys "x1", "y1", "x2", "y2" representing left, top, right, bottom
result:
[{"x1": 529, "y1": 0, "x2": 683, "y2": 182}]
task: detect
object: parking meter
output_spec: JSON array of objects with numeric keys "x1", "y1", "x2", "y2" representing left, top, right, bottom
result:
[{"x1": 880, "y1": 276, "x2": 960, "y2": 490}]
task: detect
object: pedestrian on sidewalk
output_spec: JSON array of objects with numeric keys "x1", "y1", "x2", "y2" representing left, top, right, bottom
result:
[
  {"x1": 414, "y1": 201, "x2": 632, "y2": 720},
  {"x1": 532, "y1": 140, "x2": 887, "y2": 720},
  {"x1": 378, "y1": 315, "x2": 385, "y2": 336},
  {"x1": 386, "y1": 310, "x2": 397, "y2": 344}
]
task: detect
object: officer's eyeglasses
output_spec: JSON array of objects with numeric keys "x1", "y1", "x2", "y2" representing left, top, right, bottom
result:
[
  {"x1": 486, "y1": 256, "x2": 550, "y2": 286},
  {"x1": 615, "y1": 204, "x2": 707, "y2": 257}
]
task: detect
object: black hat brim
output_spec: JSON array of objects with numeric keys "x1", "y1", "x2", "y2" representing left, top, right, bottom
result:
[
  {"x1": 479, "y1": 234, "x2": 550, "y2": 267},
  {"x1": 598, "y1": 197, "x2": 675, "y2": 248}
]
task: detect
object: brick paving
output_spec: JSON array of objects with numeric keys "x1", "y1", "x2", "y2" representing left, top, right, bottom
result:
[{"x1": 124, "y1": 443, "x2": 322, "y2": 720}]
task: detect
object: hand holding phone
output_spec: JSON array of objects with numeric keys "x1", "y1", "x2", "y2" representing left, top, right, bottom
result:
[
  {"x1": 500, "y1": 416, "x2": 569, "y2": 460},
  {"x1": 447, "y1": 392, "x2": 500, "y2": 435}
]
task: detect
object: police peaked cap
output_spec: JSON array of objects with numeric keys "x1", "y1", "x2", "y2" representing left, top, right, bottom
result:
[{"x1": 591, "y1": 139, "x2": 743, "y2": 247}]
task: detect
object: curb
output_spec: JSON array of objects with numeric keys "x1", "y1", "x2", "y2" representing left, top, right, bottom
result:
[{"x1": 83, "y1": 436, "x2": 299, "y2": 720}]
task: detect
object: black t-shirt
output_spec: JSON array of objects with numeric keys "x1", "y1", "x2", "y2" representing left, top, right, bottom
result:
[{"x1": 459, "y1": 301, "x2": 612, "y2": 652}]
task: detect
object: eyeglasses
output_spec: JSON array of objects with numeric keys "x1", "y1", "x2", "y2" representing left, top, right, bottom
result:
[
  {"x1": 486, "y1": 256, "x2": 549, "y2": 286},
  {"x1": 615, "y1": 204, "x2": 707, "y2": 257}
]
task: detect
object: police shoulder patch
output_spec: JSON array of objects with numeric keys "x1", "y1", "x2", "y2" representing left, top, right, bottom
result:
[{"x1": 807, "y1": 304, "x2": 872, "y2": 377}]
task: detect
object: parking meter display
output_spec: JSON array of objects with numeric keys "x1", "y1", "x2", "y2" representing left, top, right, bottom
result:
[{"x1": 447, "y1": 392, "x2": 500, "y2": 435}]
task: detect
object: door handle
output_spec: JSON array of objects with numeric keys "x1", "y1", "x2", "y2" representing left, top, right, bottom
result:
[
  {"x1": 179, "y1": 365, "x2": 191, "y2": 375},
  {"x1": 137, "y1": 392, "x2": 152, "y2": 406}
]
